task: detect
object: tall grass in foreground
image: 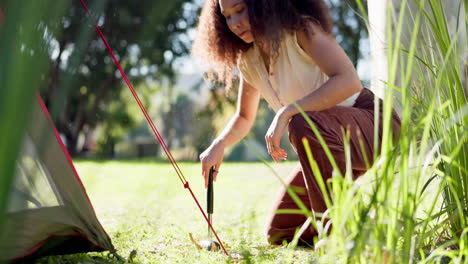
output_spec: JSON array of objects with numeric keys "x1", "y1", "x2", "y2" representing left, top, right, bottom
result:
[
  {"x1": 412, "y1": 0, "x2": 467, "y2": 245},
  {"x1": 301, "y1": 0, "x2": 468, "y2": 263},
  {"x1": 0, "y1": 0, "x2": 69, "y2": 236}
]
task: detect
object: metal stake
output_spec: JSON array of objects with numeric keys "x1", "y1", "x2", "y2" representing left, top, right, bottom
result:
[{"x1": 207, "y1": 166, "x2": 214, "y2": 240}]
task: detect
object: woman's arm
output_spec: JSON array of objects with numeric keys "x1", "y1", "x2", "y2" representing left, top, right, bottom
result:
[
  {"x1": 265, "y1": 20, "x2": 363, "y2": 160},
  {"x1": 199, "y1": 77, "x2": 260, "y2": 187},
  {"x1": 283, "y1": 20, "x2": 363, "y2": 117}
]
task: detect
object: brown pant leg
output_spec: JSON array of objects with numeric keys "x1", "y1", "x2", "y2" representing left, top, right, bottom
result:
[
  {"x1": 288, "y1": 89, "x2": 401, "y2": 214},
  {"x1": 265, "y1": 164, "x2": 315, "y2": 245},
  {"x1": 266, "y1": 89, "x2": 401, "y2": 245}
]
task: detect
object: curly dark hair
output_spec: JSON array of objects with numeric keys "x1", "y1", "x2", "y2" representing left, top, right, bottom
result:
[{"x1": 191, "y1": 0, "x2": 333, "y2": 90}]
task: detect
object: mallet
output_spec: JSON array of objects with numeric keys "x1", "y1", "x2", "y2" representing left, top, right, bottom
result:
[
  {"x1": 199, "y1": 167, "x2": 220, "y2": 251},
  {"x1": 207, "y1": 166, "x2": 214, "y2": 240}
]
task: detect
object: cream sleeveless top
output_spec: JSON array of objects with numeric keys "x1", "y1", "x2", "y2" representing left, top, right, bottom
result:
[{"x1": 238, "y1": 31, "x2": 360, "y2": 112}]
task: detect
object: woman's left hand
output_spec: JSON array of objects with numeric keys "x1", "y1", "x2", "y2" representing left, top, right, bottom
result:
[{"x1": 265, "y1": 108, "x2": 290, "y2": 162}]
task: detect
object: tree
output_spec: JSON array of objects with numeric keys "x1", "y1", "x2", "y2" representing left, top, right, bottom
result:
[
  {"x1": 157, "y1": 92, "x2": 192, "y2": 149},
  {"x1": 188, "y1": 0, "x2": 367, "y2": 69},
  {"x1": 94, "y1": 91, "x2": 136, "y2": 157},
  {"x1": 329, "y1": 0, "x2": 368, "y2": 67},
  {"x1": 43, "y1": 0, "x2": 197, "y2": 156}
]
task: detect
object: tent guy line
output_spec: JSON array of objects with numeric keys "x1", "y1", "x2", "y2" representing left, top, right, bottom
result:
[{"x1": 77, "y1": 0, "x2": 229, "y2": 256}]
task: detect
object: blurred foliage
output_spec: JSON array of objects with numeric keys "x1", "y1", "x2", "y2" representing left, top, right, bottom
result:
[
  {"x1": 329, "y1": 0, "x2": 368, "y2": 67},
  {"x1": 41, "y1": 0, "x2": 197, "y2": 156},
  {"x1": 95, "y1": 89, "x2": 136, "y2": 157},
  {"x1": 160, "y1": 92, "x2": 197, "y2": 150}
]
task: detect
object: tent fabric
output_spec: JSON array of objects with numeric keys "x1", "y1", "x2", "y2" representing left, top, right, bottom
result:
[{"x1": 0, "y1": 96, "x2": 114, "y2": 261}]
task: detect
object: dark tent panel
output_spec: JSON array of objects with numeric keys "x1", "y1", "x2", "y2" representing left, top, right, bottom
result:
[{"x1": 0, "y1": 96, "x2": 114, "y2": 261}]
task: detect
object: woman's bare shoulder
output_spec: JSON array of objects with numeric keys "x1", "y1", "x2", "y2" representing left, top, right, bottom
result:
[{"x1": 296, "y1": 18, "x2": 330, "y2": 44}]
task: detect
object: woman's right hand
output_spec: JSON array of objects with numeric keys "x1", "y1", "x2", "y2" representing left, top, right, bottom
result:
[{"x1": 199, "y1": 140, "x2": 225, "y2": 188}]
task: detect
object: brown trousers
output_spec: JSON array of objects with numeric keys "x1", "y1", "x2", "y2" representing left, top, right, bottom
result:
[{"x1": 266, "y1": 88, "x2": 401, "y2": 245}]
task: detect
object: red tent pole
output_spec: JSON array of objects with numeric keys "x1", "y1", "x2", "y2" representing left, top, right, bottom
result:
[{"x1": 77, "y1": 0, "x2": 229, "y2": 256}]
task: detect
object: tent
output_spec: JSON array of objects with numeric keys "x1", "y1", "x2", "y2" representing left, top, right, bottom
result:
[{"x1": 0, "y1": 95, "x2": 114, "y2": 262}]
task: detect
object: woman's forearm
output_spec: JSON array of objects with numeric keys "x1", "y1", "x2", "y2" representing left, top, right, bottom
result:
[
  {"x1": 282, "y1": 73, "x2": 362, "y2": 120},
  {"x1": 213, "y1": 113, "x2": 255, "y2": 148}
]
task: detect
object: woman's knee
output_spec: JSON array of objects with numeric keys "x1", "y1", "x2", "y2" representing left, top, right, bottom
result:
[
  {"x1": 289, "y1": 113, "x2": 307, "y2": 137},
  {"x1": 265, "y1": 217, "x2": 299, "y2": 245},
  {"x1": 265, "y1": 219, "x2": 316, "y2": 245},
  {"x1": 288, "y1": 112, "x2": 321, "y2": 146},
  {"x1": 266, "y1": 226, "x2": 291, "y2": 245}
]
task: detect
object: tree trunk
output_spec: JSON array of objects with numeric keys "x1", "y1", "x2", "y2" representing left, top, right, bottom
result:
[
  {"x1": 163, "y1": 83, "x2": 175, "y2": 149},
  {"x1": 45, "y1": 40, "x2": 64, "y2": 106},
  {"x1": 63, "y1": 127, "x2": 78, "y2": 157}
]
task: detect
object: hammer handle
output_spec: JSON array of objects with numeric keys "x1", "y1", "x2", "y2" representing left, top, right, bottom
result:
[{"x1": 207, "y1": 167, "x2": 214, "y2": 214}]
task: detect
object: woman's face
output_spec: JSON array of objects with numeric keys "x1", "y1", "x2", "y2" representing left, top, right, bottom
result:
[{"x1": 218, "y1": 0, "x2": 254, "y2": 43}]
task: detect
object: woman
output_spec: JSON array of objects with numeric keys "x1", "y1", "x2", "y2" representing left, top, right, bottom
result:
[{"x1": 192, "y1": 0, "x2": 401, "y2": 245}]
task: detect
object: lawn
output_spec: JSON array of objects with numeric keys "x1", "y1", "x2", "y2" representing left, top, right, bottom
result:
[{"x1": 38, "y1": 160, "x2": 316, "y2": 263}]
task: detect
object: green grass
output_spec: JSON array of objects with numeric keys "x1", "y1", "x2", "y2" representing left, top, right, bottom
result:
[{"x1": 38, "y1": 161, "x2": 317, "y2": 264}]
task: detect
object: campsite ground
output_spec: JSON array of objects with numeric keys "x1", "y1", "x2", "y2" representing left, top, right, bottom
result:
[{"x1": 38, "y1": 161, "x2": 316, "y2": 264}]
